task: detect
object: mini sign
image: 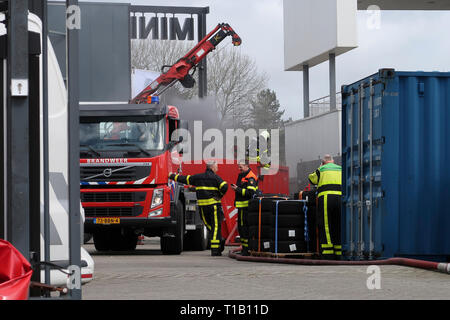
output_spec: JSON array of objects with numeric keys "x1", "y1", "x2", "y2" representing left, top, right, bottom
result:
[{"x1": 131, "y1": 16, "x2": 194, "y2": 41}]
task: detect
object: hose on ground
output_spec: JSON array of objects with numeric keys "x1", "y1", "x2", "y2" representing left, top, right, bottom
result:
[{"x1": 228, "y1": 247, "x2": 450, "y2": 274}]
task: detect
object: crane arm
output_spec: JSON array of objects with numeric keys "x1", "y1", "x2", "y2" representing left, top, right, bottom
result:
[{"x1": 131, "y1": 23, "x2": 242, "y2": 104}]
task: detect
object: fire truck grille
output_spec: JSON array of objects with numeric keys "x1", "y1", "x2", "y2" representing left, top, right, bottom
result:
[
  {"x1": 81, "y1": 192, "x2": 146, "y2": 203},
  {"x1": 84, "y1": 206, "x2": 143, "y2": 217}
]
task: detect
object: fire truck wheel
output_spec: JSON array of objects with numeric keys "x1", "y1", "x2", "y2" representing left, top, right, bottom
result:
[
  {"x1": 185, "y1": 225, "x2": 209, "y2": 251},
  {"x1": 84, "y1": 233, "x2": 93, "y2": 244},
  {"x1": 161, "y1": 201, "x2": 184, "y2": 255},
  {"x1": 116, "y1": 228, "x2": 138, "y2": 251},
  {"x1": 93, "y1": 229, "x2": 112, "y2": 251}
]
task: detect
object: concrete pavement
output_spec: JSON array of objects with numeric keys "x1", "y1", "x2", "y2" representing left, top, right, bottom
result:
[{"x1": 81, "y1": 238, "x2": 450, "y2": 300}]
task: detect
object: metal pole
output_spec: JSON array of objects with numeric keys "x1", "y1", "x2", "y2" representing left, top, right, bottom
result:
[
  {"x1": 197, "y1": 13, "x2": 207, "y2": 98},
  {"x1": 349, "y1": 91, "x2": 354, "y2": 259},
  {"x1": 66, "y1": 0, "x2": 81, "y2": 300},
  {"x1": 202, "y1": 13, "x2": 207, "y2": 98},
  {"x1": 358, "y1": 83, "x2": 365, "y2": 260},
  {"x1": 303, "y1": 64, "x2": 309, "y2": 118},
  {"x1": 41, "y1": 0, "x2": 51, "y2": 289},
  {"x1": 329, "y1": 53, "x2": 336, "y2": 111},
  {"x1": 6, "y1": 0, "x2": 30, "y2": 259},
  {"x1": 368, "y1": 79, "x2": 374, "y2": 260}
]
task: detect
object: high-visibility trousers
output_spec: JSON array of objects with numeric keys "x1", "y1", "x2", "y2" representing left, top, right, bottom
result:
[
  {"x1": 317, "y1": 193, "x2": 342, "y2": 258},
  {"x1": 237, "y1": 207, "x2": 249, "y2": 251},
  {"x1": 200, "y1": 204, "x2": 223, "y2": 254}
]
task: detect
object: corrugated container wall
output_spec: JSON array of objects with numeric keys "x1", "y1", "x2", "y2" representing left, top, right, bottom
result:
[{"x1": 341, "y1": 69, "x2": 450, "y2": 261}]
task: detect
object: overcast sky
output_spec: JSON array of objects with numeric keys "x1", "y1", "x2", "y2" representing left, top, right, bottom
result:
[{"x1": 82, "y1": 0, "x2": 450, "y2": 122}]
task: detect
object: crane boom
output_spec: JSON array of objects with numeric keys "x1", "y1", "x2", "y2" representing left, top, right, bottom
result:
[{"x1": 131, "y1": 23, "x2": 242, "y2": 104}]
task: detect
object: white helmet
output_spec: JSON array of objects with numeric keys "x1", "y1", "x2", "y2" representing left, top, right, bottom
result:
[{"x1": 259, "y1": 130, "x2": 270, "y2": 141}]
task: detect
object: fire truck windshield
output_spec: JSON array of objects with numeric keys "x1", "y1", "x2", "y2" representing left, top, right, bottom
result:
[{"x1": 80, "y1": 118, "x2": 165, "y2": 153}]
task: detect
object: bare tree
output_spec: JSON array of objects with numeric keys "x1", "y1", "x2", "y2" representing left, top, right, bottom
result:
[
  {"x1": 131, "y1": 39, "x2": 268, "y2": 127},
  {"x1": 208, "y1": 47, "x2": 268, "y2": 128}
]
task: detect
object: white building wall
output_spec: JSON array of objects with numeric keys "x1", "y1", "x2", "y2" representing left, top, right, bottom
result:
[{"x1": 283, "y1": 0, "x2": 357, "y2": 71}]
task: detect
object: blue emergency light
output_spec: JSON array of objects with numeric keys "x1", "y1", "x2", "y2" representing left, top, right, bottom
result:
[{"x1": 151, "y1": 96, "x2": 160, "y2": 104}]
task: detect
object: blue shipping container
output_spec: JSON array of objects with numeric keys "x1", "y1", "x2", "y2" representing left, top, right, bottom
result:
[{"x1": 341, "y1": 69, "x2": 450, "y2": 261}]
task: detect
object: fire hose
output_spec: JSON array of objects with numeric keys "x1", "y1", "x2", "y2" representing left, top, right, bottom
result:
[
  {"x1": 229, "y1": 197, "x2": 450, "y2": 274},
  {"x1": 228, "y1": 247, "x2": 450, "y2": 274}
]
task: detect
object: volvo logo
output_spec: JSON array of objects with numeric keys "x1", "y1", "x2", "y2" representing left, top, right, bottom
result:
[{"x1": 103, "y1": 168, "x2": 113, "y2": 178}]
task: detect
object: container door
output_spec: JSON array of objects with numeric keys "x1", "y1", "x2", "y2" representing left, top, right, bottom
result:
[
  {"x1": 362, "y1": 80, "x2": 385, "y2": 259},
  {"x1": 342, "y1": 78, "x2": 385, "y2": 259}
]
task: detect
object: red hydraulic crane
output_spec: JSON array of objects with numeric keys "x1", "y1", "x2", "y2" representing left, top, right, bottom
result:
[{"x1": 130, "y1": 23, "x2": 242, "y2": 104}]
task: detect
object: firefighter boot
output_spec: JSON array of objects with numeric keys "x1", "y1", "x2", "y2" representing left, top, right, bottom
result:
[
  {"x1": 211, "y1": 250, "x2": 222, "y2": 257},
  {"x1": 220, "y1": 239, "x2": 225, "y2": 254}
]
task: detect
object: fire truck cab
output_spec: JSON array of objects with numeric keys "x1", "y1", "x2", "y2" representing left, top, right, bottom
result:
[{"x1": 80, "y1": 103, "x2": 207, "y2": 255}]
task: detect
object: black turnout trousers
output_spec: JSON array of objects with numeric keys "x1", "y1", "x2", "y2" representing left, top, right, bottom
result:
[
  {"x1": 237, "y1": 207, "x2": 249, "y2": 250},
  {"x1": 200, "y1": 204, "x2": 224, "y2": 254},
  {"x1": 316, "y1": 193, "x2": 342, "y2": 258}
]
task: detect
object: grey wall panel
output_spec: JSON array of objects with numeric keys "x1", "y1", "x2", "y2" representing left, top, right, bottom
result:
[
  {"x1": 48, "y1": 2, "x2": 131, "y2": 102},
  {"x1": 284, "y1": 109, "x2": 342, "y2": 178}
]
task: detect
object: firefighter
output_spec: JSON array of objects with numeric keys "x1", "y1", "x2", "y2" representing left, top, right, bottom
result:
[
  {"x1": 230, "y1": 160, "x2": 259, "y2": 256},
  {"x1": 308, "y1": 154, "x2": 342, "y2": 260},
  {"x1": 169, "y1": 161, "x2": 228, "y2": 256},
  {"x1": 246, "y1": 130, "x2": 271, "y2": 181}
]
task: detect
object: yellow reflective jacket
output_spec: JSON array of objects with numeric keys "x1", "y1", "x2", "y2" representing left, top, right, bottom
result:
[{"x1": 308, "y1": 163, "x2": 342, "y2": 198}]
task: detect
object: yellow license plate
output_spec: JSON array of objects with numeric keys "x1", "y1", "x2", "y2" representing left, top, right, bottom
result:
[{"x1": 94, "y1": 218, "x2": 120, "y2": 225}]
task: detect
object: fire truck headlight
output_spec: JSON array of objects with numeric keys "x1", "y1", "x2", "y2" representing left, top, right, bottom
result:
[
  {"x1": 151, "y1": 189, "x2": 164, "y2": 208},
  {"x1": 148, "y1": 209, "x2": 163, "y2": 218}
]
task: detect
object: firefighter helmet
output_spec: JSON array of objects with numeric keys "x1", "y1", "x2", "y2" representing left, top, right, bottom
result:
[{"x1": 259, "y1": 130, "x2": 270, "y2": 141}]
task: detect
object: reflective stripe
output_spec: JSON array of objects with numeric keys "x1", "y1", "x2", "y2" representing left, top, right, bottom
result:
[
  {"x1": 196, "y1": 186, "x2": 219, "y2": 191},
  {"x1": 174, "y1": 174, "x2": 179, "y2": 182},
  {"x1": 186, "y1": 175, "x2": 191, "y2": 185},
  {"x1": 318, "y1": 190, "x2": 342, "y2": 198},
  {"x1": 197, "y1": 198, "x2": 221, "y2": 206},
  {"x1": 322, "y1": 250, "x2": 334, "y2": 255},
  {"x1": 319, "y1": 167, "x2": 341, "y2": 172},
  {"x1": 219, "y1": 181, "x2": 227, "y2": 190},
  {"x1": 235, "y1": 200, "x2": 249, "y2": 208},
  {"x1": 324, "y1": 194, "x2": 332, "y2": 247},
  {"x1": 211, "y1": 245, "x2": 220, "y2": 249},
  {"x1": 247, "y1": 186, "x2": 258, "y2": 191},
  {"x1": 242, "y1": 189, "x2": 246, "y2": 197},
  {"x1": 213, "y1": 205, "x2": 218, "y2": 243},
  {"x1": 321, "y1": 244, "x2": 334, "y2": 248},
  {"x1": 334, "y1": 245, "x2": 342, "y2": 249},
  {"x1": 335, "y1": 251, "x2": 342, "y2": 256},
  {"x1": 200, "y1": 207, "x2": 211, "y2": 230},
  {"x1": 319, "y1": 163, "x2": 342, "y2": 172},
  {"x1": 240, "y1": 209, "x2": 244, "y2": 227},
  {"x1": 211, "y1": 240, "x2": 220, "y2": 244}
]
